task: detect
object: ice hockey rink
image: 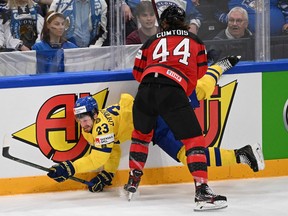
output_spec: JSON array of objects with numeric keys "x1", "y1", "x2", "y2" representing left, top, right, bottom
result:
[{"x1": 0, "y1": 176, "x2": 287, "y2": 216}]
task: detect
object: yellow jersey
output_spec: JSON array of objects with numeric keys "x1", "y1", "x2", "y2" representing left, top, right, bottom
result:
[{"x1": 72, "y1": 93, "x2": 134, "y2": 174}]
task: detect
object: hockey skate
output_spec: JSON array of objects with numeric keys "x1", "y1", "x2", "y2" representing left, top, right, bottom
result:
[
  {"x1": 235, "y1": 143, "x2": 265, "y2": 172},
  {"x1": 194, "y1": 183, "x2": 228, "y2": 211},
  {"x1": 213, "y1": 55, "x2": 241, "y2": 72},
  {"x1": 124, "y1": 169, "x2": 143, "y2": 201}
]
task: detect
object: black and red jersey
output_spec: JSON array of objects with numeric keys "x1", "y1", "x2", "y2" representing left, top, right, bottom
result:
[{"x1": 132, "y1": 29, "x2": 208, "y2": 96}]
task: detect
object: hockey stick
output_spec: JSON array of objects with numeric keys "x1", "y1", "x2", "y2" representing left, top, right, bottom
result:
[
  {"x1": 151, "y1": 0, "x2": 160, "y2": 25},
  {"x1": 2, "y1": 142, "x2": 93, "y2": 187}
]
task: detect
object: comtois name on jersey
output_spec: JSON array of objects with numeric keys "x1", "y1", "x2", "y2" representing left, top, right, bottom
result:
[{"x1": 156, "y1": 30, "x2": 189, "y2": 38}]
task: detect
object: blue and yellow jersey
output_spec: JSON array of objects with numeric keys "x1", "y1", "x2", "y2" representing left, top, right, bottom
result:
[
  {"x1": 72, "y1": 65, "x2": 227, "y2": 174},
  {"x1": 72, "y1": 93, "x2": 134, "y2": 174}
]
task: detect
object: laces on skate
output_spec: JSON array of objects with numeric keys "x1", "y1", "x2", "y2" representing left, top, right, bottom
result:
[
  {"x1": 213, "y1": 55, "x2": 241, "y2": 72},
  {"x1": 236, "y1": 143, "x2": 265, "y2": 172},
  {"x1": 194, "y1": 183, "x2": 228, "y2": 211}
]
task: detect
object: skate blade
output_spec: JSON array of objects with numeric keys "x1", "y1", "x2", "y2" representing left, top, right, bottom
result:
[
  {"x1": 252, "y1": 143, "x2": 265, "y2": 171},
  {"x1": 119, "y1": 188, "x2": 140, "y2": 201},
  {"x1": 118, "y1": 187, "x2": 131, "y2": 199},
  {"x1": 128, "y1": 192, "x2": 133, "y2": 201},
  {"x1": 194, "y1": 200, "x2": 228, "y2": 211},
  {"x1": 127, "y1": 190, "x2": 140, "y2": 201}
]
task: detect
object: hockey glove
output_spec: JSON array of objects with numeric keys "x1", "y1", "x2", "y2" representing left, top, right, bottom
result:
[
  {"x1": 47, "y1": 161, "x2": 75, "y2": 182},
  {"x1": 88, "y1": 170, "x2": 114, "y2": 192}
]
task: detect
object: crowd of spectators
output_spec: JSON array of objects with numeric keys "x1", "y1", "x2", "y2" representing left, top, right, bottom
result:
[{"x1": 0, "y1": 0, "x2": 287, "y2": 63}]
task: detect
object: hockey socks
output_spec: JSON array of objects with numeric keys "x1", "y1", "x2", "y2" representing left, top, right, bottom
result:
[
  {"x1": 129, "y1": 129, "x2": 153, "y2": 170},
  {"x1": 181, "y1": 136, "x2": 208, "y2": 183}
]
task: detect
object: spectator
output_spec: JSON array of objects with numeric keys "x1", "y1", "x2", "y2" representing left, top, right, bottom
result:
[
  {"x1": 32, "y1": 0, "x2": 52, "y2": 17},
  {"x1": 32, "y1": 11, "x2": 77, "y2": 50},
  {"x1": 32, "y1": 11, "x2": 77, "y2": 73},
  {"x1": 278, "y1": 0, "x2": 288, "y2": 33},
  {"x1": 120, "y1": 0, "x2": 138, "y2": 37},
  {"x1": 126, "y1": 1, "x2": 159, "y2": 45},
  {"x1": 195, "y1": 0, "x2": 227, "y2": 40},
  {"x1": 121, "y1": 0, "x2": 203, "y2": 35},
  {"x1": 215, "y1": 0, "x2": 286, "y2": 36},
  {"x1": 0, "y1": 4, "x2": 14, "y2": 51},
  {"x1": 0, "y1": 1, "x2": 6, "y2": 48},
  {"x1": 49, "y1": 0, "x2": 108, "y2": 48},
  {"x1": 3, "y1": 0, "x2": 44, "y2": 51},
  {"x1": 209, "y1": 7, "x2": 253, "y2": 61}
]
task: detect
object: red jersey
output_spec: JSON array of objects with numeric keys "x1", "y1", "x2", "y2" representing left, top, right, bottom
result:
[{"x1": 132, "y1": 29, "x2": 208, "y2": 96}]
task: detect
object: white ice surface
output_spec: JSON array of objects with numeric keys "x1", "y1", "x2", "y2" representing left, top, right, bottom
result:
[{"x1": 1, "y1": 176, "x2": 287, "y2": 216}]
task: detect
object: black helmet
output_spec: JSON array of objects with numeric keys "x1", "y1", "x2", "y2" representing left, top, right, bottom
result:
[{"x1": 160, "y1": 5, "x2": 186, "y2": 24}]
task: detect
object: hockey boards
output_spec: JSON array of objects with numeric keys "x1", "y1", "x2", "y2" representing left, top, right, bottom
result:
[{"x1": 2, "y1": 141, "x2": 93, "y2": 187}]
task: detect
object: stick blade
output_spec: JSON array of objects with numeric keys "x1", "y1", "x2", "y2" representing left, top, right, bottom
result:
[{"x1": 2, "y1": 146, "x2": 10, "y2": 157}]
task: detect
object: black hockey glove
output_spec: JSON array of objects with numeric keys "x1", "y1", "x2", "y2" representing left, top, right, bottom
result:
[
  {"x1": 88, "y1": 170, "x2": 114, "y2": 192},
  {"x1": 47, "y1": 161, "x2": 75, "y2": 182}
]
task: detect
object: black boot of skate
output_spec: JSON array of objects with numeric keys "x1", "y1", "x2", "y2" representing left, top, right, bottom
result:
[
  {"x1": 124, "y1": 169, "x2": 143, "y2": 201},
  {"x1": 213, "y1": 55, "x2": 241, "y2": 72},
  {"x1": 194, "y1": 183, "x2": 228, "y2": 211},
  {"x1": 235, "y1": 143, "x2": 265, "y2": 172}
]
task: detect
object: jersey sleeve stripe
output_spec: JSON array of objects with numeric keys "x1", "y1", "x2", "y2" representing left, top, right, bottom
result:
[
  {"x1": 197, "y1": 62, "x2": 208, "y2": 67},
  {"x1": 208, "y1": 68, "x2": 220, "y2": 77},
  {"x1": 206, "y1": 68, "x2": 221, "y2": 83},
  {"x1": 198, "y1": 50, "x2": 206, "y2": 56},
  {"x1": 206, "y1": 72, "x2": 218, "y2": 83}
]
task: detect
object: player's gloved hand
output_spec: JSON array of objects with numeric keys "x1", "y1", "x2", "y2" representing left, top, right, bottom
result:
[
  {"x1": 88, "y1": 170, "x2": 114, "y2": 192},
  {"x1": 47, "y1": 161, "x2": 75, "y2": 183}
]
